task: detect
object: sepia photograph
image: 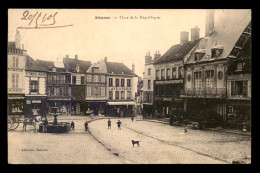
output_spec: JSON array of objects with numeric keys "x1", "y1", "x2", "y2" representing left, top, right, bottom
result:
[{"x1": 7, "y1": 9, "x2": 251, "y2": 164}]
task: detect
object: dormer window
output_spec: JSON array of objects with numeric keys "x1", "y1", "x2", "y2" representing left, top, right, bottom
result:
[
  {"x1": 52, "y1": 67, "x2": 56, "y2": 72},
  {"x1": 92, "y1": 67, "x2": 99, "y2": 73},
  {"x1": 76, "y1": 64, "x2": 80, "y2": 72},
  {"x1": 235, "y1": 62, "x2": 245, "y2": 72},
  {"x1": 211, "y1": 45, "x2": 224, "y2": 58},
  {"x1": 194, "y1": 49, "x2": 206, "y2": 61}
]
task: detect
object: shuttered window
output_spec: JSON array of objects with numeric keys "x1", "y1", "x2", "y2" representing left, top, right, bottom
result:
[
  {"x1": 231, "y1": 81, "x2": 235, "y2": 96},
  {"x1": 243, "y1": 80, "x2": 248, "y2": 97}
]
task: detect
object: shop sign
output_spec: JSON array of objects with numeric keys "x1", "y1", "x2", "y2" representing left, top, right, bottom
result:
[
  {"x1": 8, "y1": 68, "x2": 24, "y2": 72},
  {"x1": 155, "y1": 79, "x2": 183, "y2": 85},
  {"x1": 8, "y1": 88, "x2": 24, "y2": 93},
  {"x1": 32, "y1": 100, "x2": 41, "y2": 103},
  {"x1": 108, "y1": 87, "x2": 131, "y2": 91}
]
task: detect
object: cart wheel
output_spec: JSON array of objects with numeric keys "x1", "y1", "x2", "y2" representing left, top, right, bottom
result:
[
  {"x1": 8, "y1": 117, "x2": 13, "y2": 130},
  {"x1": 8, "y1": 117, "x2": 20, "y2": 130}
]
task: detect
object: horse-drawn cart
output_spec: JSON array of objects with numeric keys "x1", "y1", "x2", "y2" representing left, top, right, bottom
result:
[{"x1": 8, "y1": 115, "x2": 23, "y2": 130}]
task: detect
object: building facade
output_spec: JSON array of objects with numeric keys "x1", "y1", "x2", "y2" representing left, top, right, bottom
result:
[
  {"x1": 25, "y1": 55, "x2": 47, "y2": 117},
  {"x1": 180, "y1": 10, "x2": 251, "y2": 126},
  {"x1": 7, "y1": 30, "x2": 27, "y2": 117}
]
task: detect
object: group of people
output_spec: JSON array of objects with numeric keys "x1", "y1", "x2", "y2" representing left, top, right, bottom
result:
[
  {"x1": 107, "y1": 119, "x2": 122, "y2": 130},
  {"x1": 70, "y1": 120, "x2": 88, "y2": 131}
]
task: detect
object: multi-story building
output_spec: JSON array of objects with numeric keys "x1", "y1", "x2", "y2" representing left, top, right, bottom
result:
[
  {"x1": 153, "y1": 31, "x2": 201, "y2": 118},
  {"x1": 36, "y1": 59, "x2": 72, "y2": 114},
  {"x1": 105, "y1": 57, "x2": 138, "y2": 116},
  {"x1": 7, "y1": 29, "x2": 27, "y2": 117},
  {"x1": 63, "y1": 55, "x2": 91, "y2": 115},
  {"x1": 180, "y1": 10, "x2": 251, "y2": 124},
  {"x1": 226, "y1": 21, "x2": 251, "y2": 129},
  {"x1": 142, "y1": 51, "x2": 160, "y2": 118},
  {"x1": 25, "y1": 55, "x2": 47, "y2": 117}
]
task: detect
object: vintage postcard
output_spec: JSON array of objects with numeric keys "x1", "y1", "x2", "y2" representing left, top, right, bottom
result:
[{"x1": 8, "y1": 9, "x2": 251, "y2": 164}]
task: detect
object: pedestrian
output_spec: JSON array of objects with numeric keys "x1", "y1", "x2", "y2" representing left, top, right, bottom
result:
[
  {"x1": 23, "y1": 118, "x2": 28, "y2": 131},
  {"x1": 84, "y1": 121, "x2": 88, "y2": 131},
  {"x1": 71, "y1": 120, "x2": 75, "y2": 130},
  {"x1": 42, "y1": 117, "x2": 48, "y2": 133},
  {"x1": 131, "y1": 116, "x2": 134, "y2": 122},
  {"x1": 117, "y1": 120, "x2": 121, "y2": 130},
  {"x1": 33, "y1": 117, "x2": 38, "y2": 133},
  {"x1": 184, "y1": 125, "x2": 188, "y2": 133},
  {"x1": 108, "y1": 119, "x2": 111, "y2": 129}
]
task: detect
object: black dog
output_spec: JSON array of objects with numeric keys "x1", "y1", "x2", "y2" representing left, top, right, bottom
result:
[{"x1": 132, "y1": 140, "x2": 141, "y2": 147}]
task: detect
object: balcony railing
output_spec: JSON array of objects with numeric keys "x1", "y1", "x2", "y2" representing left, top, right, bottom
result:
[{"x1": 180, "y1": 88, "x2": 226, "y2": 98}]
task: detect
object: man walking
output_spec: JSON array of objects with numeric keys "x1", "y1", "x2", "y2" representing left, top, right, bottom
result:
[
  {"x1": 107, "y1": 119, "x2": 111, "y2": 129},
  {"x1": 131, "y1": 116, "x2": 134, "y2": 122},
  {"x1": 71, "y1": 120, "x2": 75, "y2": 130},
  {"x1": 117, "y1": 120, "x2": 121, "y2": 130}
]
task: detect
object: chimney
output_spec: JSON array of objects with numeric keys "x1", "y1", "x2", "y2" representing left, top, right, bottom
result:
[
  {"x1": 191, "y1": 26, "x2": 200, "y2": 42},
  {"x1": 15, "y1": 28, "x2": 21, "y2": 49},
  {"x1": 145, "y1": 52, "x2": 152, "y2": 64},
  {"x1": 180, "y1": 31, "x2": 189, "y2": 44},
  {"x1": 75, "y1": 54, "x2": 78, "y2": 60},
  {"x1": 104, "y1": 56, "x2": 107, "y2": 63},
  {"x1": 132, "y1": 63, "x2": 135, "y2": 74},
  {"x1": 154, "y1": 50, "x2": 161, "y2": 62},
  {"x1": 205, "y1": 10, "x2": 215, "y2": 37}
]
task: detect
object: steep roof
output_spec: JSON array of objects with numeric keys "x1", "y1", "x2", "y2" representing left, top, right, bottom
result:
[
  {"x1": 63, "y1": 58, "x2": 91, "y2": 73},
  {"x1": 36, "y1": 59, "x2": 66, "y2": 72},
  {"x1": 26, "y1": 55, "x2": 46, "y2": 72},
  {"x1": 105, "y1": 61, "x2": 138, "y2": 77},
  {"x1": 154, "y1": 39, "x2": 201, "y2": 64},
  {"x1": 185, "y1": 9, "x2": 251, "y2": 64}
]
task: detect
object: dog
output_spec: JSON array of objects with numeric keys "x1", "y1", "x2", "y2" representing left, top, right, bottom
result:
[{"x1": 132, "y1": 140, "x2": 141, "y2": 147}]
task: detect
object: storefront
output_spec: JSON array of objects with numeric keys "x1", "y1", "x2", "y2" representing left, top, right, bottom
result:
[
  {"x1": 154, "y1": 98, "x2": 184, "y2": 118},
  {"x1": 47, "y1": 98, "x2": 71, "y2": 114},
  {"x1": 226, "y1": 99, "x2": 251, "y2": 130},
  {"x1": 25, "y1": 96, "x2": 47, "y2": 117},
  {"x1": 8, "y1": 94, "x2": 26, "y2": 117},
  {"x1": 86, "y1": 101, "x2": 106, "y2": 115},
  {"x1": 106, "y1": 101, "x2": 135, "y2": 117},
  {"x1": 143, "y1": 103, "x2": 153, "y2": 118}
]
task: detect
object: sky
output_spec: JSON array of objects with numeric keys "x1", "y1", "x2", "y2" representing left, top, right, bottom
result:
[{"x1": 8, "y1": 9, "x2": 206, "y2": 77}]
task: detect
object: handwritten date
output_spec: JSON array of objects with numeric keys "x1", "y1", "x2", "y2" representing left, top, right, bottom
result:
[{"x1": 21, "y1": 10, "x2": 58, "y2": 28}]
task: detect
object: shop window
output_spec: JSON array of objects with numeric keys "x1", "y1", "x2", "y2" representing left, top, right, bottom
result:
[
  {"x1": 109, "y1": 78, "x2": 113, "y2": 86},
  {"x1": 121, "y1": 79, "x2": 125, "y2": 87},
  {"x1": 109, "y1": 91, "x2": 113, "y2": 99},
  {"x1": 30, "y1": 81, "x2": 38, "y2": 92},
  {"x1": 116, "y1": 79, "x2": 119, "y2": 87},
  {"x1": 115, "y1": 91, "x2": 119, "y2": 99},
  {"x1": 127, "y1": 79, "x2": 131, "y2": 87}
]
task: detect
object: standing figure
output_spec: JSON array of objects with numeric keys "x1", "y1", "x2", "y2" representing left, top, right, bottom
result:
[
  {"x1": 117, "y1": 120, "x2": 121, "y2": 130},
  {"x1": 107, "y1": 119, "x2": 111, "y2": 129},
  {"x1": 23, "y1": 118, "x2": 28, "y2": 131},
  {"x1": 71, "y1": 120, "x2": 75, "y2": 130},
  {"x1": 33, "y1": 118, "x2": 38, "y2": 132},
  {"x1": 131, "y1": 116, "x2": 134, "y2": 122},
  {"x1": 184, "y1": 125, "x2": 188, "y2": 133},
  {"x1": 84, "y1": 121, "x2": 88, "y2": 131}
]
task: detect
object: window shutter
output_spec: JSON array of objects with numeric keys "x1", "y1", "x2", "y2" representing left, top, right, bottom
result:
[
  {"x1": 231, "y1": 81, "x2": 235, "y2": 96},
  {"x1": 16, "y1": 57, "x2": 19, "y2": 68},
  {"x1": 16, "y1": 74, "x2": 19, "y2": 88},
  {"x1": 243, "y1": 80, "x2": 248, "y2": 97},
  {"x1": 12, "y1": 74, "x2": 15, "y2": 88}
]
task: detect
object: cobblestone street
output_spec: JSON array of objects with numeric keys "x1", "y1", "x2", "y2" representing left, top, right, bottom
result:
[{"x1": 8, "y1": 115, "x2": 251, "y2": 164}]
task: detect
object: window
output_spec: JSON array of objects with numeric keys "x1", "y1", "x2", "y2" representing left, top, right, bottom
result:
[
  {"x1": 60, "y1": 75, "x2": 65, "y2": 83},
  {"x1": 121, "y1": 79, "x2": 125, "y2": 87},
  {"x1": 53, "y1": 75, "x2": 57, "y2": 83},
  {"x1": 194, "y1": 71, "x2": 202, "y2": 89},
  {"x1": 231, "y1": 81, "x2": 248, "y2": 97},
  {"x1": 81, "y1": 76, "x2": 85, "y2": 84},
  {"x1": 47, "y1": 75, "x2": 52, "y2": 84},
  {"x1": 147, "y1": 93, "x2": 151, "y2": 103},
  {"x1": 101, "y1": 75, "x2": 105, "y2": 82},
  {"x1": 101, "y1": 87, "x2": 105, "y2": 96},
  {"x1": 172, "y1": 67, "x2": 176, "y2": 79},
  {"x1": 30, "y1": 81, "x2": 38, "y2": 92},
  {"x1": 178, "y1": 67, "x2": 184, "y2": 78},
  {"x1": 109, "y1": 78, "x2": 113, "y2": 86},
  {"x1": 94, "y1": 75, "x2": 99, "y2": 82},
  {"x1": 148, "y1": 68, "x2": 151, "y2": 76},
  {"x1": 212, "y1": 49, "x2": 223, "y2": 58},
  {"x1": 87, "y1": 87, "x2": 91, "y2": 96},
  {"x1": 116, "y1": 79, "x2": 119, "y2": 87},
  {"x1": 121, "y1": 91, "x2": 125, "y2": 100},
  {"x1": 127, "y1": 79, "x2": 131, "y2": 87},
  {"x1": 236, "y1": 62, "x2": 244, "y2": 71},
  {"x1": 87, "y1": 75, "x2": 92, "y2": 82},
  {"x1": 92, "y1": 67, "x2": 99, "y2": 73},
  {"x1": 148, "y1": 80, "x2": 151, "y2": 90},
  {"x1": 72, "y1": 76, "x2": 76, "y2": 84},
  {"x1": 115, "y1": 91, "x2": 119, "y2": 99},
  {"x1": 12, "y1": 56, "x2": 19, "y2": 68},
  {"x1": 161, "y1": 69, "x2": 165, "y2": 80},
  {"x1": 64, "y1": 87, "x2": 68, "y2": 96},
  {"x1": 166, "y1": 68, "x2": 171, "y2": 79},
  {"x1": 59, "y1": 87, "x2": 63, "y2": 96},
  {"x1": 194, "y1": 53, "x2": 205, "y2": 61},
  {"x1": 156, "y1": 70, "x2": 160, "y2": 80},
  {"x1": 205, "y1": 70, "x2": 214, "y2": 88},
  {"x1": 109, "y1": 91, "x2": 113, "y2": 99},
  {"x1": 127, "y1": 91, "x2": 131, "y2": 99},
  {"x1": 12, "y1": 74, "x2": 19, "y2": 88},
  {"x1": 65, "y1": 75, "x2": 70, "y2": 83},
  {"x1": 51, "y1": 87, "x2": 54, "y2": 96},
  {"x1": 93, "y1": 87, "x2": 100, "y2": 96}
]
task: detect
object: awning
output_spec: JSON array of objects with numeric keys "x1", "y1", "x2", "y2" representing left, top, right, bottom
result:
[{"x1": 107, "y1": 101, "x2": 135, "y2": 106}]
